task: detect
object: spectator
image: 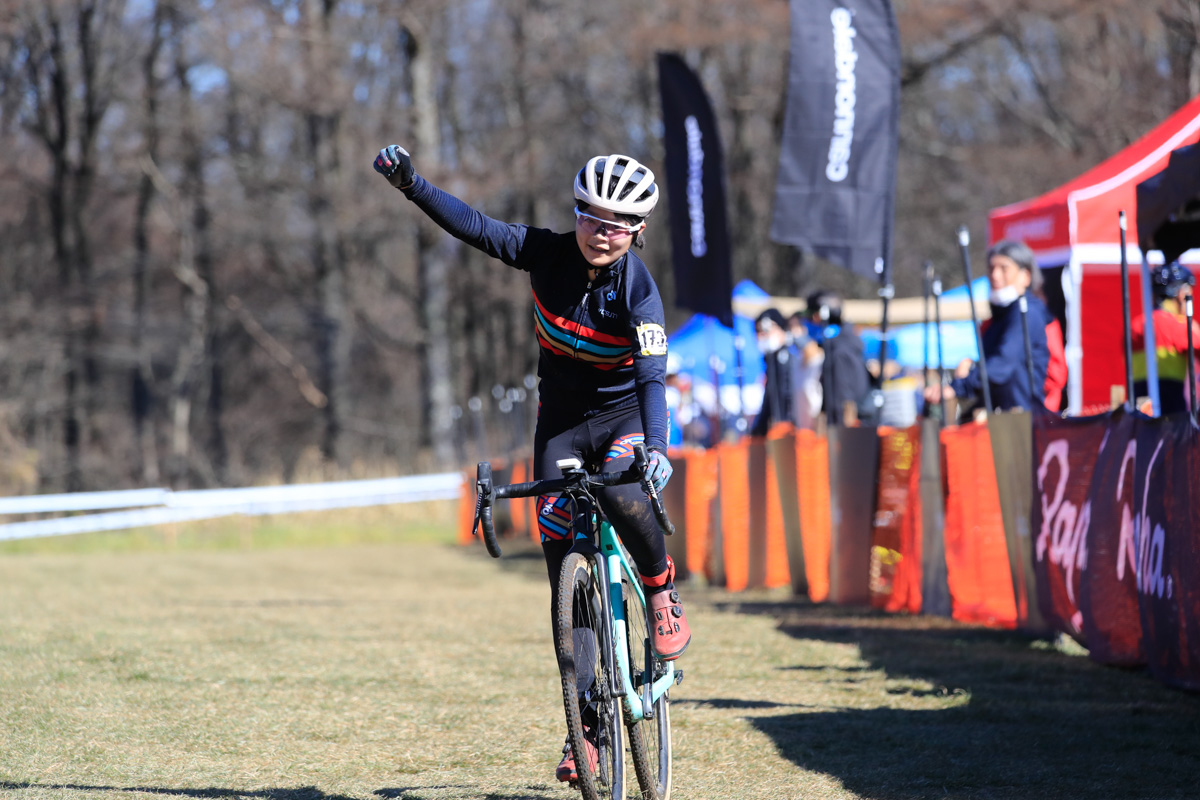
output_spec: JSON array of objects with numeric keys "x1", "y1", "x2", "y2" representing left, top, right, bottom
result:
[
  {"x1": 926, "y1": 239, "x2": 1049, "y2": 413},
  {"x1": 1043, "y1": 315, "x2": 1068, "y2": 413},
  {"x1": 806, "y1": 289, "x2": 871, "y2": 425},
  {"x1": 1027, "y1": 257, "x2": 1068, "y2": 413},
  {"x1": 750, "y1": 308, "x2": 794, "y2": 436},
  {"x1": 786, "y1": 311, "x2": 824, "y2": 429},
  {"x1": 1132, "y1": 262, "x2": 1200, "y2": 416}
]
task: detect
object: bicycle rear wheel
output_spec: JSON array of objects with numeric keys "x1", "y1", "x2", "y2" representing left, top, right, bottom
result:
[
  {"x1": 555, "y1": 552, "x2": 624, "y2": 800},
  {"x1": 622, "y1": 572, "x2": 672, "y2": 800}
]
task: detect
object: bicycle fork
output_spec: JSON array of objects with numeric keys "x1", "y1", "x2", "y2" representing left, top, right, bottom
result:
[
  {"x1": 590, "y1": 551, "x2": 626, "y2": 703},
  {"x1": 571, "y1": 497, "x2": 625, "y2": 709},
  {"x1": 573, "y1": 502, "x2": 675, "y2": 724}
]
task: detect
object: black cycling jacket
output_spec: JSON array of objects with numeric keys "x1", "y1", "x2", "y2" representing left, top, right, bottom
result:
[{"x1": 402, "y1": 174, "x2": 669, "y2": 451}]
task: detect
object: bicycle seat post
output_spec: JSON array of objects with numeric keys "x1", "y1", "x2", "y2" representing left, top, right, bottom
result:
[{"x1": 554, "y1": 457, "x2": 595, "y2": 551}]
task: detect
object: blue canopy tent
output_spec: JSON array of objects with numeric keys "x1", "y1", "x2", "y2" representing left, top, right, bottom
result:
[
  {"x1": 669, "y1": 281, "x2": 765, "y2": 384},
  {"x1": 667, "y1": 280, "x2": 769, "y2": 427}
]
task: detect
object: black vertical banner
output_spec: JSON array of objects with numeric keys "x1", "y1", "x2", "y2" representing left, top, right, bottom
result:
[
  {"x1": 657, "y1": 53, "x2": 734, "y2": 327},
  {"x1": 770, "y1": 0, "x2": 901, "y2": 279}
]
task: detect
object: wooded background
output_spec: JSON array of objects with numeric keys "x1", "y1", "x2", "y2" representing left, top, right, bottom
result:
[{"x1": 0, "y1": 0, "x2": 1197, "y2": 491}]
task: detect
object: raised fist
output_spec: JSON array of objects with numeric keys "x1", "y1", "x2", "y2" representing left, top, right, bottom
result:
[{"x1": 373, "y1": 145, "x2": 414, "y2": 189}]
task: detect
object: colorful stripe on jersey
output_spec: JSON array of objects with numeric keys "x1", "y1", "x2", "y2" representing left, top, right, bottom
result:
[
  {"x1": 537, "y1": 494, "x2": 579, "y2": 542},
  {"x1": 532, "y1": 291, "x2": 634, "y2": 370},
  {"x1": 605, "y1": 433, "x2": 645, "y2": 463}
]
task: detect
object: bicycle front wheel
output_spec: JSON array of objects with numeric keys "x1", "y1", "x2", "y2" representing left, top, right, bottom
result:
[
  {"x1": 555, "y1": 552, "x2": 624, "y2": 800},
  {"x1": 622, "y1": 572, "x2": 672, "y2": 800}
]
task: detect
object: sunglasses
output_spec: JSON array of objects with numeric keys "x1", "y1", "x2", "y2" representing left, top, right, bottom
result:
[{"x1": 574, "y1": 208, "x2": 642, "y2": 239}]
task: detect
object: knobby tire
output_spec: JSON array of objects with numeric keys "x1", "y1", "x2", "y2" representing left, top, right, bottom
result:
[
  {"x1": 621, "y1": 572, "x2": 672, "y2": 800},
  {"x1": 555, "y1": 552, "x2": 624, "y2": 800}
]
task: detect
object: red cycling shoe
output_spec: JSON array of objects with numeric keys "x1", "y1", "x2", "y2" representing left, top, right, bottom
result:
[
  {"x1": 555, "y1": 727, "x2": 599, "y2": 783},
  {"x1": 648, "y1": 587, "x2": 691, "y2": 660},
  {"x1": 642, "y1": 556, "x2": 691, "y2": 660}
]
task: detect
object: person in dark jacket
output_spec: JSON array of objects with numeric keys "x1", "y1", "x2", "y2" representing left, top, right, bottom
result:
[
  {"x1": 926, "y1": 239, "x2": 1050, "y2": 413},
  {"x1": 806, "y1": 290, "x2": 871, "y2": 425},
  {"x1": 786, "y1": 311, "x2": 825, "y2": 428},
  {"x1": 750, "y1": 308, "x2": 794, "y2": 436},
  {"x1": 373, "y1": 144, "x2": 688, "y2": 783}
]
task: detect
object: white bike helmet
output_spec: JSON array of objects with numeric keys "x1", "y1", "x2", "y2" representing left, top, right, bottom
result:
[{"x1": 574, "y1": 154, "x2": 659, "y2": 218}]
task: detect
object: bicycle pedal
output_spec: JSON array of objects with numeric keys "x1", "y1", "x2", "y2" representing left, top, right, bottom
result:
[{"x1": 674, "y1": 669, "x2": 685, "y2": 685}]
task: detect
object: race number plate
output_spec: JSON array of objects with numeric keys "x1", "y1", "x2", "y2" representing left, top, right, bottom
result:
[{"x1": 635, "y1": 322, "x2": 668, "y2": 357}]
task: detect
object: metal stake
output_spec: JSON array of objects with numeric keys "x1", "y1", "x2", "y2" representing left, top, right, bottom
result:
[
  {"x1": 1188, "y1": 295, "x2": 1197, "y2": 421},
  {"x1": 1018, "y1": 295, "x2": 1037, "y2": 410},
  {"x1": 1119, "y1": 211, "x2": 1135, "y2": 410},
  {"x1": 932, "y1": 278, "x2": 948, "y2": 427},
  {"x1": 957, "y1": 226, "x2": 992, "y2": 414}
]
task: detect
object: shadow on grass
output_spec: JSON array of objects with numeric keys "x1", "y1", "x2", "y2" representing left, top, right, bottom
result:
[
  {"x1": 673, "y1": 696, "x2": 815, "y2": 711},
  {"x1": 724, "y1": 599, "x2": 1200, "y2": 800},
  {"x1": 0, "y1": 783, "x2": 562, "y2": 800},
  {"x1": 0, "y1": 784, "x2": 359, "y2": 800},
  {"x1": 376, "y1": 787, "x2": 557, "y2": 800},
  {"x1": 0, "y1": 784, "x2": 560, "y2": 800}
]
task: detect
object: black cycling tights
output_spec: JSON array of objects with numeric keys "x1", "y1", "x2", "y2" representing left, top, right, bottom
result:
[{"x1": 533, "y1": 403, "x2": 670, "y2": 604}]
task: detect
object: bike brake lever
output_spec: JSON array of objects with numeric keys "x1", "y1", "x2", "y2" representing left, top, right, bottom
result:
[
  {"x1": 474, "y1": 462, "x2": 502, "y2": 558},
  {"x1": 632, "y1": 443, "x2": 676, "y2": 536}
]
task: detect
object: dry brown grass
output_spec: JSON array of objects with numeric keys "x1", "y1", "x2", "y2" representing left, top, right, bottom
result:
[{"x1": 1, "y1": 515, "x2": 1198, "y2": 799}]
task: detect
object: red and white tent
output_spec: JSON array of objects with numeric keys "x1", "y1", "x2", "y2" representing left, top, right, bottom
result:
[{"x1": 988, "y1": 94, "x2": 1200, "y2": 414}]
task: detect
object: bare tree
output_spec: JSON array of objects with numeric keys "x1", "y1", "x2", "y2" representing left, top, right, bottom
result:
[
  {"x1": 0, "y1": 0, "x2": 1194, "y2": 490},
  {"x1": 299, "y1": 0, "x2": 353, "y2": 469},
  {"x1": 402, "y1": 12, "x2": 457, "y2": 469},
  {"x1": 131, "y1": 1, "x2": 167, "y2": 485},
  {"x1": 10, "y1": 0, "x2": 127, "y2": 490}
]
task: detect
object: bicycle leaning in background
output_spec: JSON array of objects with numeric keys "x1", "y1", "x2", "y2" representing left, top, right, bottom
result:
[{"x1": 473, "y1": 443, "x2": 680, "y2": 800}]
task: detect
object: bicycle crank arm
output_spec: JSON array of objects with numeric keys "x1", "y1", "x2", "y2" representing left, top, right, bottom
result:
[{"x1": 641, "y1": 642, "x2": 655, "y2": 720}]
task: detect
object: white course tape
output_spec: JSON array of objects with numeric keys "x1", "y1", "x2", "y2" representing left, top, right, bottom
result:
[
  {"x1": 0, "y1": 473, "x2": 464, "y2": 542},
  {"x1": 0, "y1": 488, "x2": 171, "y2": 515}
]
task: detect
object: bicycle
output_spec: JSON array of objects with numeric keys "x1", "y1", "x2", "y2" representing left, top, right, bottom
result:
[{"x1": 472, "y1": 443, "x2": 681, "y2": 800}]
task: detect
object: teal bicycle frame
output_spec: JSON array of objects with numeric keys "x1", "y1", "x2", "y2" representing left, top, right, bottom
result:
[
  {"x1": 472, "y1": 449, "x2": 677, "y2": 725},
  {"x1": 597, "y1": 520, "x2": 676, "y2": 723}
]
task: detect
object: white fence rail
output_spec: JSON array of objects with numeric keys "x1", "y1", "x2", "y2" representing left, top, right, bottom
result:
[{"x1": 0, "y1": 473, "x2": 465, "y2": 542}]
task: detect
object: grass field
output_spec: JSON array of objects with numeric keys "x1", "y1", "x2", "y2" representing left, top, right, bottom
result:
[{"x1": 1, "y1": 504, "x2": 1198, "y2": 800}]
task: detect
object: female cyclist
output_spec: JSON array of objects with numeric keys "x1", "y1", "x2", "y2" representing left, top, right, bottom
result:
[{"x1": 373, "y1": 145, "x2": 691, "y2": 781}]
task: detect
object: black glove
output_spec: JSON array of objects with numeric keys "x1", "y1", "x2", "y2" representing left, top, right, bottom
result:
[{"x1": 373, "y1": 145, "x2": 414, "y2": 189}]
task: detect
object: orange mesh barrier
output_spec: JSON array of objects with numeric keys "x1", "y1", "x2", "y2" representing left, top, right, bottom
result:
[
  {"x1": 718, "y1": 440, "x2": 751, "y2": 592},
  {"x1": 457, "y1": 471, "x2": 475, "y2": 546},
  {"x1": 682, "y1": 447, "x2": 719, "y2": 580},
  {"x1": 941, "y1": 422, "x2": 1018, "y2": 628},
  {"x1": 510, "y1": 458, "x2": 529, "y2": 540},
  {"x1": 528, "y1": 458, "x2": 540, "y2": 543},
  {"x1": 794, "y1": 429, "x2": 832, "y2": 602},
  {"x1": 531, "y1": 459, "x2": 540, "y2": 541},
  {"x1": 872, "y1": 426, "x2": 923, "y2": 614},
  {"x1": 764, "y1": 432, "x2": 791, "y2": 589}
]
